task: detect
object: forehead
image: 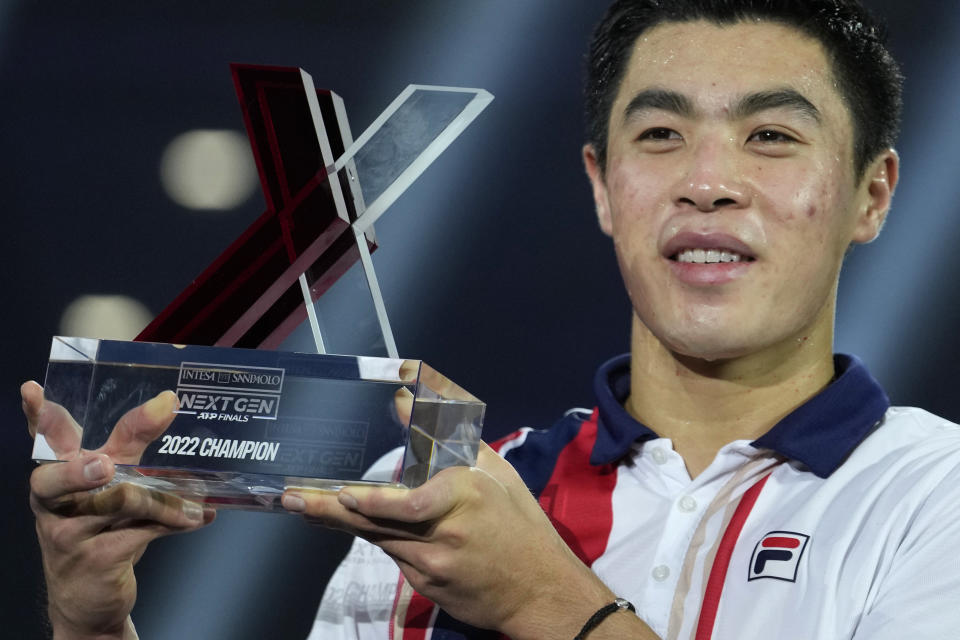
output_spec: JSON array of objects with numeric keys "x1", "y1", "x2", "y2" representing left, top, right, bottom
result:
[{"x1": 614, "y1": 20, "x2": 846, "y2": 124}]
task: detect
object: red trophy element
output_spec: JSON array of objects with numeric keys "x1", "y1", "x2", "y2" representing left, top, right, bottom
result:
[{"x1": 137, "y1": 64, "x2": 370, "y2": 350}]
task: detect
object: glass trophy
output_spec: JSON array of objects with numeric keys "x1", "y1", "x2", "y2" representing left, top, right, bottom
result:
[
  {"x1": 32, "y1": 65, "x2": 493, "y2": 511},
  {"x1": 33, "y1": 337, "x2": 484, "y2": 511}
]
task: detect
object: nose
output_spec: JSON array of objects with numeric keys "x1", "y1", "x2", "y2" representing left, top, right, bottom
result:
[{"x1": 672, "y1": 138, "x2": 750, "y2": 212}]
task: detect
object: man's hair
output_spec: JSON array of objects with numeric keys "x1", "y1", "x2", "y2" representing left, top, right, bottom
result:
[{"x1": 585, "y1": 0, "x2": 903, "y2": 179}]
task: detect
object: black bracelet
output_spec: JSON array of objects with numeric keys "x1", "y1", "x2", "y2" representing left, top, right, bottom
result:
[{"x1": 574, "y1": 597, "x2": 636, "y2": 639}]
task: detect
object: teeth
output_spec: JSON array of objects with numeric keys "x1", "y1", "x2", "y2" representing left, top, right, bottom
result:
[{"x1": 676, "y1": 248, "x2": 745, "y2": 264}]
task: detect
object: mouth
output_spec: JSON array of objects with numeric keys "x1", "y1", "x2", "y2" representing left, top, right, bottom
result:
[
  {"x1": 662, "y1": 232, "x2": 758, "y2": 264},
  {"x1": 671, "y1": 248, "x2": 755, "y2": 264},
  {"x1": 661, "y1": 232, "x2": 757, "y2": 286}
]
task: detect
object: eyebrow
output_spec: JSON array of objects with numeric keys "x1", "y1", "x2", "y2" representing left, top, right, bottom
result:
[
  {"x1": 622, "y1": 87, "x2": 822, "y2": 124},
  {"x1": 623, "y1": 88, "x2": 695, "y2": 120},
  {"x1": 731, "y1": 89, "x2": 822, "y2": 123}
]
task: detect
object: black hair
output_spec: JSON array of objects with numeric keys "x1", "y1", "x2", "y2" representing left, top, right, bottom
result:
[{"x1": 585, "y1": 0, "x2": 903, "y2": 179}]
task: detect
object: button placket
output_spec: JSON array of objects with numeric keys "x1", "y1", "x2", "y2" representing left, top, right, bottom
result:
[
  {"x1": 651, "y1": 564, "x2": 671, "y2": 582},
  {"x1": 648, "y1": 493, "x2": 702, "y2": 589},
  {"x1": 677, "y1": 495, "x2": 697, "y2": 513}
]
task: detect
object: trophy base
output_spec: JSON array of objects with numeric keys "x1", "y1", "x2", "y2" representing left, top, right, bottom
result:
[
  {"x1": 96, "y1": 465, "x2": 398, "y2": 512},
  {"x1": 34, "y1": 337, "x2": 486, "y2": 513}
]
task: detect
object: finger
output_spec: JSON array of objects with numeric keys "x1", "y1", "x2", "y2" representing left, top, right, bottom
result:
[
  {"x1": 30, "y1": 452, "x2": 117, "y2": 503},
  {"x1": 31, "y1": 452, "x2": 211, "y2": 533},
  {"x1": 38, "y1": 501, "x2": 215, "y2": 567},
  {"x1": 85, "y1": 494, "x2": 216, "y2": 545},
  {"x1": 394, "y1": 387, "x2": 414, "y2": 425},
  {"x1": 82, "y1": 483, "x2": 210, "y2": 529},
  {"x1": 475, "y1": 440, "x2": 502, "y2": 466},
  {"x1": 282, "y1": 490, "x2": 434, "y2": 540},
  {"x1": 338, "y1": 468, "x2": 467, "y2": 523},
  {"x1": 21, "y1": 380, "x2": 43, "y2": 437},
  {"x1": 102, "y1": 510, "x2": 216, "y2": 546},
  {"x1": 399, "y1": 361, "x2": 473, "y2": 402},
  {"x1": 330, "y1": 445, "x2": 512, "y2": 526},
  {"x1": 282, "y1": 489, "x2": 357, "y2": 529},
  {"x1": 392, "y1": 557, "x2": 426, "y2": 585},
  {"x1": 475, "y1": 441, "x2": 525, "y2": 487},
  {"x1": 398, "y1": 359, "x2": 420, "y2": 383},
  {"x1": 282, "y1": 490, "x2": 360, "y2": 532},
  {"x1": 41, "y1": 483, "x2": 211, "y2": 538},
  {"x1": 100, "y1": 391, "x2": 178, "y2": 463},
  {"x1": 23, "y1": 383, "x2": 83, "y2": 458},
  {"x1": 417, "y1": 365, "x2": 473, "y2": 402}
]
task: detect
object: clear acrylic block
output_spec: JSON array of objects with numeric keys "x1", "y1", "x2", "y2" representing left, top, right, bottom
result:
[{"x1": 33, "y1": 337, "x2": 484, "y2": 512}]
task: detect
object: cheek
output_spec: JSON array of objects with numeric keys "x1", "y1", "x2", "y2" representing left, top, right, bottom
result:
[
  {"x1": 803, "y1": 181, "x2": 852, "y2": 247},
  {"x1": 607, "y1": 169, "x2": 656, "y2": 245},
  {"x1": 783, "y1": 182, "x2": 817, "y2": 223},
  {"x1": 756, "y1": 164, "x2": 840, "y2": 233},
  {"x1": 607, "y1": 165, "x2": 648, "y2": 209},
  {"x1": 606, "y1": 155, "x2": 673, "y2": 219}
]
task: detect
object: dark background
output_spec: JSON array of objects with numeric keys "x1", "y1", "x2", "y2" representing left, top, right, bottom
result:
[{"x1": 3, "y1": 1, "x2": 958, "y2": 638}]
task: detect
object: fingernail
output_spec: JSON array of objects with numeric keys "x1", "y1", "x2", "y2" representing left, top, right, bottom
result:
[
  {"x1": 83, "y1": 458, "x2": 106, "y2": 482},
  {"x1": 282, "y1": 494, "x2": 306, "y2": 512},
  {"x1": 143, "y1": 391, "x2": 176, "y2": 421},
  {"x1": 183, "y1": 501, "x2": 203, "y2": 521},
  {"x1": 338, "y1": 491, "x2": 359, "y2": 510}
]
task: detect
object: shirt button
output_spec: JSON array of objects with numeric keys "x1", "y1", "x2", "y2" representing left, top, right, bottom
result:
[
  {"x1": 652, "y1": 565, "x2": 670, "y2": 582},
  {"x1": 678, "y1": 495, "x2": 697, "y2": 513},
  {"x1": 650, "y1": 448, "x2": 668, "y2": 465}
]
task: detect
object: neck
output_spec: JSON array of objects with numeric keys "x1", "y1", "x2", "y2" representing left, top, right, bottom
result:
[{"x1": 626, "y1": 315, "x2": 836, "y2": 478}]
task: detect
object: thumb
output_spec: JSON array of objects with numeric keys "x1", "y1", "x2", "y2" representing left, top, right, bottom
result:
[{"x1": 99, "y1": 391, "x2": 178, "y2": 464}]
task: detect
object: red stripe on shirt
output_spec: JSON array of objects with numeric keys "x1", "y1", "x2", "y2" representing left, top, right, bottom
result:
[
  {"x1": 694, "y1": 473, "x2": 772, "y2": 640},
  {"x1": 538, "y1": 409, "x2": 618, "y2": 565},
  {"x1": 397, "y1": 414, "x2": 613, "y2": 636},
  {"x1": 400, "y1": 589, "x2": 434, "y2": 640},
  {"x1": 396, "y1": 430, "x2": 529, "y2": 637}
]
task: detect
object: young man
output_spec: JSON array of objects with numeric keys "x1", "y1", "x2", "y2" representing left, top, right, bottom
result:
[{"x1": 24, "y1": 1, "x2": 960, "y2": 639}]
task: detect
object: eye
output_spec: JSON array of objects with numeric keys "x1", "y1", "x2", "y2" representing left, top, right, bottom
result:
[
  {"x1": 638, "y1": 127, "x2": 682, "y2": 141},
  {"x1": 747, "y1": 129, "x2": 798, "y2": 144}
]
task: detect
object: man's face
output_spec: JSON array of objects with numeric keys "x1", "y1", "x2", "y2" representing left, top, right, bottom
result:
[{"x1": 585, "y1": 20, "x2": 896, "y2": 362}]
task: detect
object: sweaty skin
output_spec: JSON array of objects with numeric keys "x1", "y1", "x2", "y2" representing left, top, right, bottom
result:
[{"x1": 584, "y1": 20, "x2": 897, "y2": 477}]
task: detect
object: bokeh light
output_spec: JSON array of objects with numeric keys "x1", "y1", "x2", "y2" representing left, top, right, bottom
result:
[
  {"x1": 59, "y1": 294, "x2": 154, "y2": 340},
  {"x1": 159, "y1": 129, "x2": 259, "y2": 211}
]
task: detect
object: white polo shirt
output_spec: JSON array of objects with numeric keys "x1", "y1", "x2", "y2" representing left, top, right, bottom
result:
[{"x1": 312, "y1": 354, "x2": 960, "y2": 640}]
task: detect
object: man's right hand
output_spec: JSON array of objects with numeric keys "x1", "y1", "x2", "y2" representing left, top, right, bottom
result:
[{"x1": 24, "y1": 381, "x2": 215, "y2": 640}]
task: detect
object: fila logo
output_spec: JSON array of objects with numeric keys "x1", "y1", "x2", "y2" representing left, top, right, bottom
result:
[{"x1": 748, "y1": 531, "x2": 810, "y2": 582}]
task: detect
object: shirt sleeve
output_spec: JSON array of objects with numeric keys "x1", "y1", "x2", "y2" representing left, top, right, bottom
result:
[{"x1": 853, "y1": 459, "x2": 960, "y2": 638}]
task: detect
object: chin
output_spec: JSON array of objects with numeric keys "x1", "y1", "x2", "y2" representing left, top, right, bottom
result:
[
  {"x1": 658, "y1": 326, "x2": 756, "y2": 363},
  {"x1": 672, "y1": 342, "x2": 747, "y2": 364}
]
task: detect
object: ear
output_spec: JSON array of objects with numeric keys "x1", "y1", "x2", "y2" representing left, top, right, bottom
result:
[
  {"x1": 583, "y1": 143, "x2": 613, "y2": 236},
  {"x1": 850, "y1": 148, "x2": 899, "y2": 244}
]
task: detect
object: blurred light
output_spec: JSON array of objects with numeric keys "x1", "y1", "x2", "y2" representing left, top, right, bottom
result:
[
  {"x1": 159, "y1": 129, "x2": 258, "y2": 211},
  {"x1": 59, "y1": 295, "x2": 153, "y2": 340}
]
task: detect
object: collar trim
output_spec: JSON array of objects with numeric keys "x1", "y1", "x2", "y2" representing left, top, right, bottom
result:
[{"x1": 590, "y1": 353, "x2": 889, "y2": 477}]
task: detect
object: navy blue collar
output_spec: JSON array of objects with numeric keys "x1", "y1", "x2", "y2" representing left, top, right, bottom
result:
[{"x1": 590, "y1": 353, "x2": 890, "y2": 478}]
